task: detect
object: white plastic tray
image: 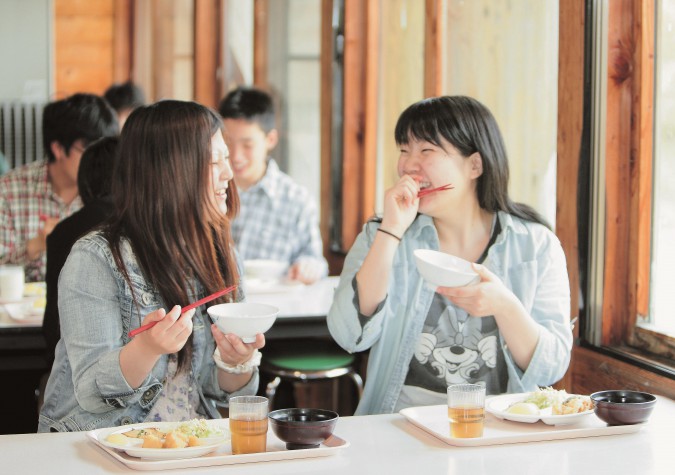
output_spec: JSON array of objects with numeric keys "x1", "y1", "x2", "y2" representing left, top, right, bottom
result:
[
  {"x1": 87, "y1": 421, "x2": 349, "y2": 471},
  {"x1": 400, "y1": 404, "x2": 644, "y2": 447}
]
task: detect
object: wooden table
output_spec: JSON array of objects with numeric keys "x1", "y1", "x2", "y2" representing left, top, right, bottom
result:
[{"x1": 1, "y1": 395, "x2": 673, "y2": 474}]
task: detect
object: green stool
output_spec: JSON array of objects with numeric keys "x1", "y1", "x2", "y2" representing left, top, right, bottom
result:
[{"x1": 262, "y1": 340, "x2": 364, "y2": 412}]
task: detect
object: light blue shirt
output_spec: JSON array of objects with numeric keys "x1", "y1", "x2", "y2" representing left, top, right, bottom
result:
[
  {"x1": 327, "y1": 211, "x2": 572, "y2": 415},
  {"x1": 38, "y1": 231, "x2": 258, "y2": 432},
  {"x1": 232, "y1": 159, "x2": 328, "y2": 275}
]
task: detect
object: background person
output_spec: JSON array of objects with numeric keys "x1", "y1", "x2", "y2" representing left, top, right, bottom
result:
[
  {"x1": 327, "y1": 96, "x2": 572, "y2": 415},
  {"x1": 218, "y1": 86, "x2": 327, "y2": 285},
  {"x1": 43, "y1": 136, "x2": 120, "y2": 367},
  {"x1": 39, "y1": 101, "x2": 263, "y2": 432},
  {"x1": 104, "y1": 80, "x2": 146, "y2": 129},
  {"x1": 0, "y1": 93, "x2": 118, "y2": 282}
]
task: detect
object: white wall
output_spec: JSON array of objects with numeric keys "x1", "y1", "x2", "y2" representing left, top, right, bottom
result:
[{"x1": 0, "y1": 0, "x2": 51, "y2": 102}]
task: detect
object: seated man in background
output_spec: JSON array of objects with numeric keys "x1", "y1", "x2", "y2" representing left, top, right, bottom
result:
[
  {"x1": 43, "y1": 136, "x2": 119, "y2": 366},
  {"x1": 218, "y1": 86, "x2": 327, "y2": 284},
  {"x1": 104, "y1": 80, "x2": 146, "y2": 129},
  {"x1": 0, "y1": 93, "x2": 118, "y2": 282}
]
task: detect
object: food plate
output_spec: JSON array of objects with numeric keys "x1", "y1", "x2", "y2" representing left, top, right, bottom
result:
[
  {"x1": 87, "y1": 420, "x2": 349, "y2": 471},
  {"x1": 95, "y1": 421, "x2": 230, "y2": 460},
  {"x1": 486, "y1": 393, "x2": 594, "y2": 425},
  {"x1": 400, "y1": 404, "x2": 644, "y2": 447},
  {"x1": 3, "y1": 300, "x2": 45, "y2": 324}
]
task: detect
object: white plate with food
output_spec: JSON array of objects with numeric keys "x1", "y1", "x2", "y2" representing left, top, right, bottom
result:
[
  {"x1": 486, "y1": 389, "x2": 595, "y2": 426},
  {"x1": 3, "y1": 298, "x2": 46, "y2": 323},
  {"x1": 94, "y1": 419, "x2": 229, "y2": 460}
]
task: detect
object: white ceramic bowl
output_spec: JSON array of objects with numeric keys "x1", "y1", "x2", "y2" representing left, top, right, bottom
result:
[
  {"x1": 413, "y1": 249, "x2": 480, "y2": 289},
  {"x1": 243, "y1": 260, "x2": 288, "y2": 280},
  {"x1": 207, "y1": 302, "x2": 279, "y2": 343}
]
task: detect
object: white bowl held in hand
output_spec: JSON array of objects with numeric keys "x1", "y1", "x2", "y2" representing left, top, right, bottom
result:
[
  {"x1": 243, "y1": 260, "x2": 288, "y2": 280},
  {"x1": 413, "y1": 249, "x2": 480, "y2": 289},
  {"x1": 207, "y1": 302, "x2": 279, "y2": 343}
]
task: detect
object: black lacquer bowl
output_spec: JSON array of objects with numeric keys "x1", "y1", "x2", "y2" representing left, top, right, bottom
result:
[
  {"x1": 590, "y1": 390, "x2": 656, "y2": 425},
  {"x1": 268, "y1": 408, "x2": 339, "y2": 450}
]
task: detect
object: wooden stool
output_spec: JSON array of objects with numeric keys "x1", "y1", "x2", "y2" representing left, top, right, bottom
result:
[{"x1": 262, "y1": 340, "x2": 364, "y2": 413}]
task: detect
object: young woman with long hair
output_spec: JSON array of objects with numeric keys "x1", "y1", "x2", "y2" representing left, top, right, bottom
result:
[{"x1": 39, "y1": 100, "x2": 264, "y2": 431}]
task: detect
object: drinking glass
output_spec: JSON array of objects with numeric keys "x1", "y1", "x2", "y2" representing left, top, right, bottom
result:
[
  {"x1": 447, "y1": 383, "x2": 486, "y2": 438},
  {"x1": 229, "y1": 395, "x2": 269, "y2": 454},
  {"x1": 0, "y1": 265, "x2": 25, "y2": 302}
]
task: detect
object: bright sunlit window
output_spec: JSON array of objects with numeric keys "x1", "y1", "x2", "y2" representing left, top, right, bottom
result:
[{"x1": 649, "y1": 0, "x2": 675, "y2": 337}]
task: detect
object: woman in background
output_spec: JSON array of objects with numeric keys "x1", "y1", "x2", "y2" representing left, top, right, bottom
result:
[
  {"x1": 43, "y1": 136, "x2": 119, "y2": 367},
  {"x1": 39, "y1": 100, "x2": 264, "y2": 431},
  {"x1": 328, "y1": 96, "x2": 571, "y2": 415}
]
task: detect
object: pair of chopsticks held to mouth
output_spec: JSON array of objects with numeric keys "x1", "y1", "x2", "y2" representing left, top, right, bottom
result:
[
  {"x1": 128, "y1": 285, "x2": 237, "y2": 338},
  {"x1": 417, "y1": 183, "x2": 454, "y2": 198}
]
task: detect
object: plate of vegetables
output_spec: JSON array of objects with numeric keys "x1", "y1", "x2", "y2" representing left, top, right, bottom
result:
[
  {"x1": 95, "y1": 419, "x2": 229, "y2": 460},
  {"x1": 487, "y1": 387, "x2": 595, "y2": 426}
]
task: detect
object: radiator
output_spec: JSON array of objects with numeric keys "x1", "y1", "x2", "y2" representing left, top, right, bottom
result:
[{"x1": 0, "y1": 102, "x2": 45, "y2": 170}]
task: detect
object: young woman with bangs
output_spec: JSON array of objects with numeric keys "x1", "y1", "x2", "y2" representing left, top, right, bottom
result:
[
  {"x1": 328, "y1": 96, "x2": 572, "y2": 415},
  {"x1": 39, "y1": 100, "x2": 264, "y2": 432}
]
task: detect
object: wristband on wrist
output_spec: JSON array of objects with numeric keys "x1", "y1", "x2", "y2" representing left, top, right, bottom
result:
[
  {"x1": 377, "y1": 227, "x2": 402, "y2": 242},
  {"x1": 213, "y1": 348, "x2": 261, "y2": 374}
]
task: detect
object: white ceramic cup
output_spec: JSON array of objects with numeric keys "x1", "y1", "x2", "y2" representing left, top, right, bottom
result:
[{"x1": 0, "y1": 265, "x2": 25, "y2": 301}]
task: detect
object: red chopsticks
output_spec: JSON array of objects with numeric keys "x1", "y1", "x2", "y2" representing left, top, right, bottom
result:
[
  {"x1": 128, "y1": 284, "x2": 237, "y2": 338},
  {"x1": 417, "y1": 183, "x2": 454, "y2": 198}
]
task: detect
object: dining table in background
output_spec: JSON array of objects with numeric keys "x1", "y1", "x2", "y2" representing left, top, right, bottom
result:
[
  {"x1": 0, "y1": 276, "x2": 339, "y2": 434},
  {"x1": 245, "y1": 275, "x2": 339, "y2": 340},
  {"x1": 1, "y1": 395, "x2": 674, "y2": 474}
]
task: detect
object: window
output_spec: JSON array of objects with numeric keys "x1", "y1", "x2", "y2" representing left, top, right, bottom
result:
[
  {"x1": 584, "y1": 0, "x2": 674, "y2": 371},
  {"x1": 649, "y1": 0, "x2": 675, "y2": 340}
]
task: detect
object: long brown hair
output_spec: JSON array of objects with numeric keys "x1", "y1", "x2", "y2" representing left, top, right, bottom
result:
[{"x1": 105, "y1": 100, "x2": 240, "y2": 369}]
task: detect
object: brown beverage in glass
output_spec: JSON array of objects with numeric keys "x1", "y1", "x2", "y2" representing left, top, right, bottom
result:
[
  {"x1": 447, "y1": 405, "x2": 485, "y2": 438},
  {"x1": 230, "y1": 417, "x2": 268, "y2": 454}
]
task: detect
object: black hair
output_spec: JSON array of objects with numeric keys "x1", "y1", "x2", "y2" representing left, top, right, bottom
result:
[
  {"x1": 104, "y1": 81, "x2": 146, "y2": 113},
  {"x1": 77, "y1": 136, "x2": 119, "y2": 205},
  {"x1": 217, "y1": 86, "x2": 276, "y2": 133},
  {"x1": 394, "y1": 95, "x2": 549, "y2": 228},
  {"x1": 42, "y1": 93, "x2": 119, "y2": 163}
]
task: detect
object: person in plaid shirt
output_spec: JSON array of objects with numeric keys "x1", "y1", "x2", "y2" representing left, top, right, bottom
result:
[
  {"x1": 218, "y1": 87, "x2": 327, "y2": 284},
  {"x1": 0, "y1": 93, "x2": 118, "y2": 282}
]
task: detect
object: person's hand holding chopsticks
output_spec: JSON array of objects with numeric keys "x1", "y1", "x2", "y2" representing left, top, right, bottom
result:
[{"x1": 132, "y1": 305, "x2": 196, "y2": 355}]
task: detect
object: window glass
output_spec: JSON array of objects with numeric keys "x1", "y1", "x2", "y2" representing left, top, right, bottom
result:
[
  {"x1": 443, "y1": 0, "x2": 559, "y2": 225},
  {"x1": 267, "y1": 0, "x2": 322, "y2": 214},
  {"x1": 650, "y1": 0, "x2": 675, "y2": 336}
]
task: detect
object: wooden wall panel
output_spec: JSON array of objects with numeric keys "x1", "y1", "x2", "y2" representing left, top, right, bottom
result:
[
  {"x1": 54, "y1": 0, "x2": 115, "y2": 97},
  {"x1": 113, "y1": 0, "x2": 133, "y2": 82},
  {"x1": 341, "y1": 0, "x2": 378, "y2": 250},
  {"x1": 571, "y1": 347, "x2": 675, "y2": 400},
  {"x1": 424, "y1": 0, "x2": 443, "y2": 98},
  {"x1": 555, "y1": 0, "x2": 584, "y2": 391},
  {"x1": 194, "y1": 0, "x2": 220, "y2": 107}
]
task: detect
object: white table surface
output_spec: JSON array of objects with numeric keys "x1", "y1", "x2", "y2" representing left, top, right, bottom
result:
[{"x1": 1, "y1": 395, "x2": 673, "y2": 475}]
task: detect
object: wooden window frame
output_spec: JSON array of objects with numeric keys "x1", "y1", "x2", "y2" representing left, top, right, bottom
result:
[{"x1": 558, "y1": 0, "x2": 674, "y2": 396}]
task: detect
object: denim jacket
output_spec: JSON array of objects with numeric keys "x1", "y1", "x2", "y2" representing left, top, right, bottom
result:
[
  {"x1": 38, "y1": 231, "x2": 258, "y2": 432},
  {"x1": 327, "y1": 212, "x2": 572, "y2": 415}
]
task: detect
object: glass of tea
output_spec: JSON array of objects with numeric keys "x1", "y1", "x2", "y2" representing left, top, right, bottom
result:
[
  {"x1": 447, "y1": 383, "x2": 486, "y2": 438},
  {"x1": 229, "y1": 395, "x2": 269, "y2": 454}
]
